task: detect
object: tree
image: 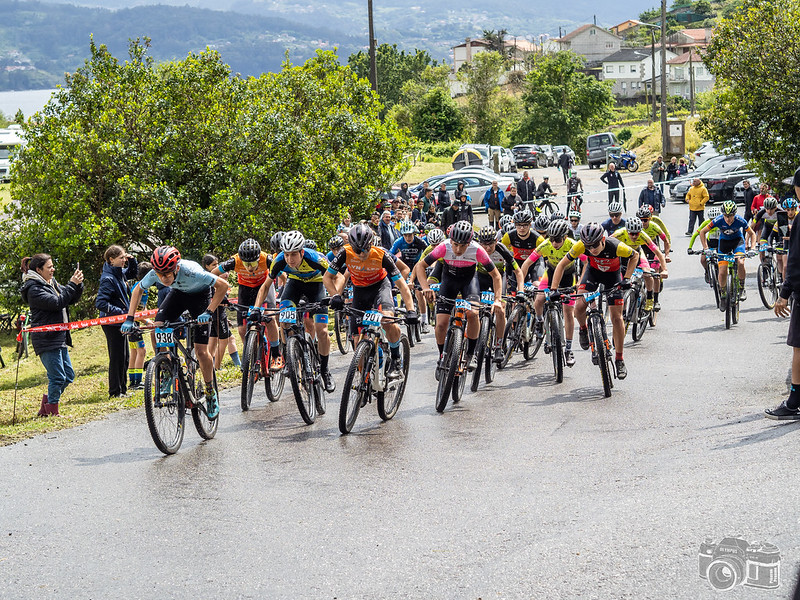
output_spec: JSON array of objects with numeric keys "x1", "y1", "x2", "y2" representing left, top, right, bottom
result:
[
  {"x1": 700, "y1": 0, "x2": 800, "y2": 181},
  {"x1": 482, "y1": 29, "x2": 508, "y2": 55},
  {"x1": 512, "y1": 51, "x2": 614, "y2": 151},
  {"x1": 1, "y1": 39, "x2": 407, "y2": 314},
  {"x1": 348, "y1": 44, "x2": 437, "y2": 113},
  {"x1": 459, "y1": 51, "x2": 506, "y2": 144},
  {"x1": 410, "y1": 88, "x2": 466, "y2": 142}
]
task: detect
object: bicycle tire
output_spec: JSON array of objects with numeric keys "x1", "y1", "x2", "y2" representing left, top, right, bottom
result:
[
  {"x1": 471, "y1": 315, "x2": 490, "y2": 393},
  {"x1": 192, "y1": 370, "x2": 219, "y2": 440},
  {"x1": 622, "y1": 288, "x2": 636, "y2": 336},
  {"x1": 540, "y1": 201, "x2": 555, "y2": 216},
  {"x1": 436, "y1": 327, "x2": 462, "y2": 413},
  {"x1": 499, "y1": 305, "x2": 525, "y2": 369},
  {"x1": 265, "y1": 341, "x2": 285, "y2": 402},
  {"x1": 414, "y1": 321, "x2": 422, "y2": 343},
  {"x1": 725, "y1": 276, "x2": 733, "y2": 330},
  {"x1": 377, "y1": 335, "x2": 410, "y2": 421},
  {"x1": 710, "y1": 261, "x2": 721, "y2": 308},
  {"x1": 592, "y1": 317, "x2": 613, "y2": 398},
  {"x1": 524, "y1": 312, "x2": 543, "y2": 360},
  {"x1": 339, "y1": 340, "x2": 372, "y2": 433},
  {"x1": 307, "y1": 336, "x2": 326, "y2": 416},
  {"x1": 452, "y1": 331, "x2": 469, "y2": 404},
  {"x1": 549, "y1": 310, "x2": 564, "y2": 383},
  {"x1": 632, "y1": 301, "x2": 648, "y2": 342},
  {"x1": 732, "y1": 276, "x2": 740, "y2": 325},
  {"x1": 334, "y1": 311, "x2": 350, "y2": 355},
  {"x1": 241, "y1": 331, "x2": 259, "y2": 411},
  {"x1": 143, "y1": 353, "x2": 185, "y2": 455},
  {"x1": 286, "y1": 336, "x2": 316, "y2": 424},
  {"x1": 757, "y1": 261, "x2": 776, "y2": 309},
  {"x1": 484, "y1": 318, "x2": 498, "y2": 384}
]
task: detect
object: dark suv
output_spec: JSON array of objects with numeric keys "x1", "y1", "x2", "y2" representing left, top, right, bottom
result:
[
  {"x1": 512, "y1": 145, "x2": 547, "y2": 169},
  {"x1": 586, "y1": 132, "x2": 620, "y2": 169}
]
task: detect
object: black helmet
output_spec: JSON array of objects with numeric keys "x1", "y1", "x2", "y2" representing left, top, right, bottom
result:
[
  {"x1": 477, "y1": 226, "x2": 497, "y2": 244},
  {"x1": 238, "y1": 238, "x2": 261, "y2": 262},
  {"x1": 328, "y1": 235, "x2": 345, "y2": 251},
  {"x1": 550, "y1": 211, "x2": 565, "y2": 222},
  {"x1": 450, "y1": 220, "x2": 474, "y2": 245},
  {"x1": 304, "y1": 239, "x2": 318, "y2": 250},
  {"x1": 580, "y1": 222, "x2": 606, "y2": 246},
  {"x1": 513, "y1": 210, "x2": 533, "y2": 224},
  {"x1": 269, "y1": 232, "x2": 284, "y2": 254},
  {"x1": 349, "y1": 223, "x2": 374, "y2": 253}
]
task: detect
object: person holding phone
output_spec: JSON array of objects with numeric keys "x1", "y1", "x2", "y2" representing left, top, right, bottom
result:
[
  {"x1": 21, "y1": 254, "x2": 84, "y2": 417},
  {"x1": 96, "y1": 245, "x2": 138, "y2": 398}
]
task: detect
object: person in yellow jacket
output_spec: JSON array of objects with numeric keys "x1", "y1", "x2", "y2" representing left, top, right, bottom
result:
[{"x1": 685, "y1": 177, "x2": 709, "y2": 236}]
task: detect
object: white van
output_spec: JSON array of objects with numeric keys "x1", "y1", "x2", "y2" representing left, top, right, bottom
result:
[{"x1": 0, "y1": 124, "x2": 24, "y2": 182}]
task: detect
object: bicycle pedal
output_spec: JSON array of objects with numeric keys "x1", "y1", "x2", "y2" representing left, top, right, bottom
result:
[{"x1": 543, "y1": 344, "x2": 551, "y2": 354}]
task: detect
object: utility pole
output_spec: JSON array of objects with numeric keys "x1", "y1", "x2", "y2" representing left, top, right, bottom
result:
[
  {"x1": 650, "y1": 30, "x2": 656, "y2": 122},
  {"x1": 660, "y1": 0, "x2": 668, "y2": 157},
  {"x1": 689, "y1": 52, "x2": 695, "y2": 116},
  {"x1": 367, "y1": 0, "x2": 377, "y2": 92}
]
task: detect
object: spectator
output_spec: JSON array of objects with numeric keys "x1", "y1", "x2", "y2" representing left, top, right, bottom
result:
[
  {"x1": 600, "y1": 163, "x2": 625, "y2": 209},
  {"x1": 678, "y1": 158, "x2": 688, "y2": 176},
  {"x1": 751, "y1": 183, "x2": 770, "y2": 217},
  {"x1": 651, "y1": 155, "x2": 667, "y2": 189},
  {"x1": 557, "y1": 151, "x2": 574, "y2": 184},
  {"x1": 337, "y1": 213, "x2": 352, "y2": 234},
  {"x1": 455, "y1": 194, "x2": 474, "y2": 224},
  {"x1": 436, "y1": 183, "x2": 451, "y2": 210},
  {"x1": 535, "y1": 176, "x2": 553, "y2": 199},
  {"x1": 420, "y1": 188, "x2": 434, "y2": 213},
  {"x1": 396, "y1": 182, "x2": 411, "y2": 203},
  {"x1": 202, "y1": 254, "x2": 240, "y2": 371},
  {"x1": 684, "y1": 177, "x2": 709, "y2": 235},
  {"x1": 502, "y1": 185, "x2": 520, "y2": 216},
  {"x1": 369, "y1": 211, "x2": 381, "y2": 234},
  {"x1": 411, "y1": 198, "x2": 427, "y2": 226},
  {"x1": 765, "y1": 166, "x2": 800, "y2": 420},
  {"x1": 454, "y1": 180, "x2": 467, "y2": 202},
  {"x1": 379, "y1": 210, "x2": 399, "y2": 249},
  {"x1": 742, "y1": 179, "x2": 757, "y2": 223},
  {"x1": 96, "y1": 245, "x2": 138, "y2": 399},
  {"x1": 666, "y1": 156, "x2": 679, "y2": 181},
  {"x1": 440, "y1": 201, "x2": 461, "y2": 234},
  {"x1": 22, "y1": 253, "x2": 84, "y2": 417},
  {"x1": 517, "y1": 171, "x2": 536, "y2": 206},
  {"x1": 126, "y1": 261, "x2": 153, "y2": 391},
  {"x1": 638, "y1": 179, "x2": 666, "y2": 216},
  {"x1": 390, "y1": 197, "x2": 401, "y2": 215},
  {"x1": 425, "y1": 203, "x2": 440, "y2": 227},
  {"x1": 483, "y1": 180, "x2": 504, "y2": 229}
]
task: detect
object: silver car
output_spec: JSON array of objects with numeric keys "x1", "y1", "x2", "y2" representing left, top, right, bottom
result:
[{"x1": 433, "y1": 172, "x2": 516, "y2": 213}]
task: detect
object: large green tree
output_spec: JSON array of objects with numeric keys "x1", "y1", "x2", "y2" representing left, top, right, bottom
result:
[
  {"x1": 512, "y1": 51, "x2": 614, "y2": 151},
  {"x1": 700, "y1": 0, "x2": 800, "y2": 181},
  {"x1": 1, "y1": 39, "x2": 407, "y2": 313},
  {"x1": 410, "y1": 87, "x2": 466, "y2": 142},
  {"x1": 459, "y1": 51, "x2": 507, "y2": 144},
  {"x1": 348, "y1": 44, "x2": 437, "y2": 113}
]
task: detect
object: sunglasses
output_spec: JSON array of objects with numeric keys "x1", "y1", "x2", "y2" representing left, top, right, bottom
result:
[
  {"x1": 586, "y1": 240, "x2": 603, "y2": 250},
  {"x1": 569, "y1": 219, "x2": 579, "y2": 223},
  {"x1": 243, "y1": 260, "x2": 259, "y2": 269},
  {"x1": 609, "y1": 213, "x2": 622, "y2": 218},
  {"x1": 641, "y1": 218, "x2": 650, "y2": 223},
  {"x1": 550, "y1": 236, "x2": 565, "y2": 244}
]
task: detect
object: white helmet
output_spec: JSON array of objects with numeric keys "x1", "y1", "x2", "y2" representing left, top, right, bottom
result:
[{"x1": 281, "y1": 230, "x2": 306, "y2": 252}]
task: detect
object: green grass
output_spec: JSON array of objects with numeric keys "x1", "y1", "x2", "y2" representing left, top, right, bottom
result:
[
  {"x1": 0, "y1": 326, "x2": 242, "y2": 445},
  {"x1": 398, "y1": 160, "x2": 452, "y2": 185}
]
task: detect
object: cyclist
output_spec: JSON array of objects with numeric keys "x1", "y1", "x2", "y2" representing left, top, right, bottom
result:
[
  {"x1": 698, "y1": 200, "x2": 757, "y2": 305},
  {"x1": 567, "y1": 210, "x2": 583, "y2": 240},
  {"x1": 535, "y1": 176, "x2": 553, "y2": 199},
  {"x1": 519, "y1": 219, "x2": 579, "y2": 367},
  {"x1": 202, "y1": 253, "x2": 241, "y2": 370},
  {"x1": 752, "y1": 196, "x2": 783, "y2": 261},
  {"x1": 612, "y1": 217, "x2": 669, "y2": 311},
  {"x1": 391, "y1": 221, "x2": 430, "y2": 331},
  {"x1": 501, "y1": 210, "x2": 542, "y2": 292},
  {"x1": 601, "y1": 202, "x2": 626, "y2": 236},
  {"x1": 566, "y1": 170, "x2": 584, "y2": 212},
  {"x1": 550, "y1": 223, "x2": 638, "y2": 379},
  {"x1": 212, "y1": 239, "x2": 284, "y2": 370},
  {"x1": 476, "y1": 225, "x2": 524, "y2": 361},
  {"x1": 122, "y1": 246, "x2": 229, "y2": 420},
  {"x1": 324, "y1": 223, "x2": 418, "y2": 378},
  {"x1": 327, "y1": 235, "x2": 346, "y2": 262},
  {"x1": 773, "y1": 198, "x2": 798, "y2": 279},
  {"x1": 414, "y1": 221, "x2": 504, "y2": 371},
  {"x1": 688, "y1": 206, "x2": 722, "y2": 283},
  {"x1": 253, "y1": 230, "x2": 336, "y2": 392}
]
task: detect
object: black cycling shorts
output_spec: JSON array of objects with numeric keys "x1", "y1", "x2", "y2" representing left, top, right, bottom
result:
[
  {"x1": 428, "y1": 261, "x2": 443, "y2": 284},
  {"x1": 578, "y1": 268, "x2": 624, "y2": 306},
  {"x1": 235, "y1": 284, "x2": 277, "y2": 327},
  {"x1": 280, "y1": 279, "x2": 327, "y2": 322},
  {"x1": 350, "y1": 278, "x2": 395, "y2": 335},
  {"x1": 718, "y1": 237, "x2": 746, "y2": 257},
  {"x1": 437, "y1": 273, "x2": 480, "y2": 315},
  {"x1": 209, "y1": 304, "x2": 232, "y2": 340},
  {"x1": 155, "y1": 288, "x2": 212, "y2": 345}
]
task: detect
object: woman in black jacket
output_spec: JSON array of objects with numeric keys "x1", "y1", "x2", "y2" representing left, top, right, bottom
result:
[
  {"x1": 21, "y1": 254, "x2": 84, "y2": 417},
  {"x1": 96, "y1": 245, "x2": 138, "y2": 398}
]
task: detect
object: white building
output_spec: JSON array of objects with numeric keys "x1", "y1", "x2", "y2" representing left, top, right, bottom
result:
[
  {"x1": 600, "y1": 47, "x2": 677, "y2": 99},
  {"x1": 667, "y1": 50, "x2": 714, "y2": 98},
  {"x1": 543, "y1": 24, "x2": 623, "y2": 67}
]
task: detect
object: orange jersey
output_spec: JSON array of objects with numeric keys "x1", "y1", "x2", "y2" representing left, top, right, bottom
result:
[
  {"x1": 219, "y1": 251, "x2": 271, "y2": 288},
  {"x1": 329, "y1": 245, "x2": 399, "y2": 287}
]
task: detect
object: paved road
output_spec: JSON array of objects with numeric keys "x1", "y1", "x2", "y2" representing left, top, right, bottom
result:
[{"x1": 2, "y1": 167, "x2": 799, "y2": 599}]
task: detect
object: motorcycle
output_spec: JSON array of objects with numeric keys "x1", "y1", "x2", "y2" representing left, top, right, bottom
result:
[{"x1": 608, "y1": 149, "x2": 639, "y2": 172}]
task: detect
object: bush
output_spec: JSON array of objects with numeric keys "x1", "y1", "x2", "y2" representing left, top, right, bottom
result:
[
  {"x1": 409, "y1": 140, "x2": 463, "y2": 158},
  {"x1": 617, "y1": 128, "x2": 633, "y2": 144}
]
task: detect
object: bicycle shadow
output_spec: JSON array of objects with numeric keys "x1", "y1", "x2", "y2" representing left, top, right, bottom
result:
[{"x1": 525, "y1": 386, "x2": 608, "y2": 406}]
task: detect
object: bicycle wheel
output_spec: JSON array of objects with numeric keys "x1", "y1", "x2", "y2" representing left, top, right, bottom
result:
[
  {"x1": 192, "y1": 370, "x2": 219, "y2": 440},
  {"x1": 286, "y1": 336, "x2": 316, "y2": 424},
  {"x1": 592, "y1": 318, "x2": 613, "y2": 398},
  {"x1": 622, "y1": 289, "x2": 636, "y2": 336},
  {"x1": 452, "y1": 332, "x2": 469, "y2": 404},
  {"x1": 377, "y1": 335, "x2": 410, "y2": 421},
  {"x1": 757, "y1": 261, "x2": 777, "y2": 309},
  {"x1": 307, "y1": 339, "x2": 326, "y2": 416},
  {"x1": 724, "y1": 276, "x2": 733, "y2": 330},
  {"x1": 471, "y1": 315, "x2": 490, "y2": 393},
  {"x1": 334, "y1": 311, "x2": 350, "y2": 355},
  {"x1": 499, "y1": 305, "x2": 525, "y2": 369},
  {"x1": 632, "y1": 301, "x2": 649, "y2": 342},
  {"x1": 732, "y1": 277, "x2": 740, "y2": 325},
  {"x1": 265, "y1": 341, "x2": 285, "y2": 402},
  {"x1": 540, "y1": 201, "x2": 555, "y2": 216},
  {"x1": 143, "y1": 353, "x2": 185, "y2": 455},
  {"x1": 549, "y1": 310, "x2": 564, "y2": 383},
  {"x1": 710, "y1": 262, "x2": 721, "y2": 308},
  {"x1": 524, "y1": 312, "x2": 543, "y2": 360},
  {"x1": 339, "y1": 340, "x2": 372, "y2": 433},
  {"x1": 241, "y1": 330, "x2": 259, "y2": 411},
  {"x1": 436, "y1": 327, "x2": 462, "y2": 413},
  {"x1": 484, "y1": 319, "x2": 498, "y2": 384}
]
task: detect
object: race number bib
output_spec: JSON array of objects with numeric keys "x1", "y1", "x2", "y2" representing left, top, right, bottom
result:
[
  {"x1": 429, "y1": 284, "x2": 440, "y2": 292},
  {"x1": 480, "y1": 291, "x2": 495, "y2": 304},
  {"x1": 154, "y1": 328, "x2": 175, "y2": 348},
  {"x1": 362, "y1": 310, "x2": 383, "y2": 327},
  {"x1": 455, "y1": 299, "x2": 470, "y2": 311},
  {"x1": 524, "y1": 282, "x2": 536, "y2": 293},
  {"x1": 279, "y1": 308, "x2": 297, "y2": 324}
]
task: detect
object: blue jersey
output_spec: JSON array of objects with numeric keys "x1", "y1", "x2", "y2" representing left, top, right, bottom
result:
[
  {"x1": 712, "y1": 215, "x2": 749, "y2": 241},
  {"x1": 269, "y1": 249, "x2": 328, "y2": 283},
  {"x1": 390, "y1": 236, "x2": 427, "y2": 267},
  {"x1": 139, "y1": 259, "x2": 218, "y2": 295},
  {"x1": 601, "y1": 217, "x2": 626, "y2": 236},
  {"x1": 326, "y1": 251, "x2": 335, "y2": 263}
]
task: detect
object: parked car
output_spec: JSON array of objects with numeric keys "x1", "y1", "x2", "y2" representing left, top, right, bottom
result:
[
  {"x1": 553, "y1": 145, "x2": 576, "y2": 165},
  {"x1": 490, "y1": 145, "x2": 511, "y2": 172},
  {"x1": 539, "y1": 144, "x2": 556, "y2": 166},
  {"x1": 501, "y1": 147, "x2": 517, "y2": 172},
  {"x1": 512, "y1": 144, "x2": 547, "y2": 168},
  {"x1": 586, "y1": 132, "x2": 620, "y2": 169},
  {"x1": 733, "y1": 176, "x2": 760, "y2": 205},
  {"x1": 423, "y1": 172, "x2": 516, "y2": 213},
  {"x1": 700, "y1": 159, "x2": 756, "y2": 204}
]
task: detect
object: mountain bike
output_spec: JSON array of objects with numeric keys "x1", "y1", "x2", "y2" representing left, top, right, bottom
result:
[
  {"x1": 533, "y1": 192, "x2": 558, "y2": 216},
  {"x1": 582, "y1": 284, "x2": 624, "y2": 398},
  {"x1": 131, "y1": 319, "x2": 218, "y2": 455},
  {"x1": 435, "y1": 295, "x2": 480, "y2": 412},
  {"x1": 622, "y1": 269, "x2": 662, "y2": 342},
  {"x1": 566, "y1": 192, "x2": 583, "y2": 214},
  {"x1": 235, "y1": 305, "x2": 285, "y2": 411},
  {"x1": 499, "y1": 288, "x2": 534, "y2": 368},
  {"x1": 471, "y1": 291, "x2": 499, "y2": 392},
  {"x1": 689, "y1": 248, "x2": 721, "y2": 308},
  {"x1": 713, "y1": 250, "x2": 757, "y2": 330},
  {"x1": 538, "y1": 287, "x2": 574, "y2": 384},
  {"x1": 280, "y1": 300, "x2": 327, "y2": 424},
  {"x1": 333, "y1": 284, "x2": 353, "y2": 355},
  {"x1": 756, "y1": 244, "x2": 786, "y2": 309},
  {"x1": 338, "y1": 307, "x2": 411, "y2": 434}
]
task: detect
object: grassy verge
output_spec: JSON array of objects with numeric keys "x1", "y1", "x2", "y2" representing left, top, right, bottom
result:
[
  {"x1": 0, "y1": 325, "x2": 242, "y2": 446},
  {"x1": 397, "y1": 160, "x2": 452, "y2": 185},
  {"x1": 625, "y1": 117, "x2": 703, "y2": 168}
]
